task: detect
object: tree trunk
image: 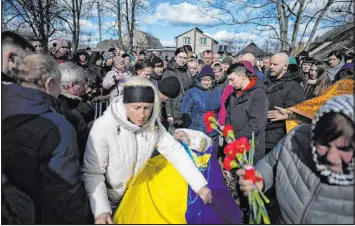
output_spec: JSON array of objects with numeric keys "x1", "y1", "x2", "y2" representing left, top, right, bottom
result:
[
  {"x1": 290, "y1": 0, "x2": 306, "y2": 54},
  {"x1": 129, "y1": 0, "x2": 136, "y2": 52},
  {"x1": 305, "y1": 0, "x2": 334, "y2": 50},
  {"x1": 116, "y1": 0, "x2": 125, "y2": 50}
]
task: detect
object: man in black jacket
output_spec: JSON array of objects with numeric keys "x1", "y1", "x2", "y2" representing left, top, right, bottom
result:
[
  {"x1": 2, "y1": 54, "x2": 93, "y2": 224},
  {"x1": 264, "y1": 53, "x2": 306, "y2": 153}
]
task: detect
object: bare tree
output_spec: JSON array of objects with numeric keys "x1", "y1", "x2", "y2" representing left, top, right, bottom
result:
[
  {"x1": 2, "y1": 0, "x2": 63, "y2": 53},
  {"x1": 57, "y1": 0, "x2": 95, "y2": 52},
  {"x1": 123, "y1": 0, "x2": 150, "y2": 51},
  {"x1": 199, "y1": 0, "x2": 351, "y2": 53},
  {"x1": 100, "y1": 0, "x2": 125, "y2": 50}
]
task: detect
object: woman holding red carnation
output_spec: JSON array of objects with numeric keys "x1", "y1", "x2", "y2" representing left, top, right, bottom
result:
[{"x1": 237, "y1": 95, "x2": 354, "y2": 224}]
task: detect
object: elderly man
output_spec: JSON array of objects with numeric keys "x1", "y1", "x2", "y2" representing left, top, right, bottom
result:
[
  {"x1": 203, "y1": 50, "x2": 213, "y2": 66},
  {"x1": 2, "y1": 54, "x2": 92, "y2": 224},
  {"x1": 57, "y1": 62, "x2": 92, "y2": 164},
  {"x1": 2, "y1": 31, "x2": 35, "y2": 85},
  {"x1": 213, "y1": 53, "x2": 221, "y2": 63},
  {"x1": 241, "y1": 53, "x2": 265, "y2": 80},
  {"x1": 264, "y1": 53, "x2": 306, "y2": 153}
]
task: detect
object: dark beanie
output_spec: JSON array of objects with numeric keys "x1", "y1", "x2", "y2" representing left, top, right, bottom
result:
[
  {"x1": 297, "y1": 50, "x2": 309, "y2": 58},
  {"x1": 198, "y1": 65, "x2": 215, "y2": 80},
  {"x1": 158, "y1": 76, "x2": 181, "y2": 99},
  {"x1": 151, "y1": 56, "x2": 163, "y2": 66}
]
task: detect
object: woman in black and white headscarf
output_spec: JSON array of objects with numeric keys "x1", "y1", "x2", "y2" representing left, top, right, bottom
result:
[{"x1": 237, "y1": 94, "x2": 354, "y2": 224}]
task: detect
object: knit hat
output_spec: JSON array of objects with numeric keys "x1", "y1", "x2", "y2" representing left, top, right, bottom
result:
[
  {"x1": 239, "y1": 60, "x2": 256, "y2": 74},
  {"x1": 198, "y1": 65, "x2": 215, "y2": 80},
  {"x1": 289, "y1": 56, "x2": 297, "y2": 65},
  {"x1": 151, "y1": 56, "x2": 163, "y2": 66},
  {"x1": 158, "y1": 76, "x2": 181, "y2": 99},
  {"x1": 103, "y1": 51, "x2": 113, "y2": 61},
  {"x1": 222, "y1": 56, "x2": 233, "y2": 66},
  {"x1": 52, "y1": 38, "x2": 68, "y2": 53}
]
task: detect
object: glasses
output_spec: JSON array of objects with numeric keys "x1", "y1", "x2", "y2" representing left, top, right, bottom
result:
[
  {"x1": 201, "y1": 78, "x2": 212, "y2": 82},
  {"x1": 33, "y1": 45, "x2": 42, "y2": 48},
  {"x1": 61, "y1": 46, "x2": 69, "y2": 49}
]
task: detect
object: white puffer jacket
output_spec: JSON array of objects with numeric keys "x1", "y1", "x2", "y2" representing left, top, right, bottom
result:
[{"x1": 82, "y1": 96, "x2": 208, "y2": 218}]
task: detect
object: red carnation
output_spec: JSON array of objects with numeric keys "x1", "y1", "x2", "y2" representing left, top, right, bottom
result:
[
  {"x1": 203, "y1": 111, "x2": 216, "y2": 133},
  {"x1": 223, "y1": 124, "x2": 235, "y2": 139},
  {"x1": 224, "y1": 143, "x2": 238, "y2": 156},
  {"x1": 223, "y1": 155, "x2": 238, "y2": 171},
  {"x1": 243, "y1": 168, "x2": 263, "y2": 184},
  {"x1": 234, "y1": 137, "x2": 250, "y2": 153}
]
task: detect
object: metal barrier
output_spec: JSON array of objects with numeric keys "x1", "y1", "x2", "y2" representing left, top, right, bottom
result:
[{"x1": 94, "y1": 100, "x2": 109, "y2": 119}]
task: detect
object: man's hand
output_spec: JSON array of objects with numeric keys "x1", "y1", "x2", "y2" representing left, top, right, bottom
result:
[
  {"x1": 95, "y1": 212, "x2": 113, "y2": 224},
  {"x1": 267, "y1": 106, "x2": 288, "y2": 121}
]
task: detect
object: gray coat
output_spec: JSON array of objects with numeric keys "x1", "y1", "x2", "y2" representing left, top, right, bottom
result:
[
  {"x1": 255, "y1": 124, "x2": 354, "y2": 224},
  {"x1": 162, "y1": 62, "x2": 192, "y2": 119}
]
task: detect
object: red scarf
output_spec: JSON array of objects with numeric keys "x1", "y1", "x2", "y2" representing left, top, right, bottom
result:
[{"x1": 236, "y1": 77, "x2": 257, "y2": 96}]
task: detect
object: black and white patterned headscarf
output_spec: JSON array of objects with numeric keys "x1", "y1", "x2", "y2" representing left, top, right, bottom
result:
[{"x1": 311, "y1": 95, "x2": 354, "y2": 186}]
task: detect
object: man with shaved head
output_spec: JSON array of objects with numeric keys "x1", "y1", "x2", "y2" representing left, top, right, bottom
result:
[
  {"x1": 242, "y1": 53, "x2": 265, "y2": 80},
  {"x1": 264, "y1": 52, "x2": 305, "y2": 153}
]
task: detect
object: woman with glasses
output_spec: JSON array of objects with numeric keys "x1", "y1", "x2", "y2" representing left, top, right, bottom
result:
[{"x1": 181, "y1": 65, "x2": 221, "y2": 152}]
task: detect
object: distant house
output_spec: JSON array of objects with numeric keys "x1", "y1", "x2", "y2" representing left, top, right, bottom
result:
[
  {"x1": 175, "y1": 27, "x2": 219, "y2": 57},
  {"x1": 96, "y1": 29, "x2": 163, "y2": 52},
  {"x1": 308, "y1": 24, "x2": 354, "y2": 60},
  {"x1": 236, "y1": 42, "x2": 266, "y2": 57},
  {"x1": 122, "y1": 29, "x2": 163, "y2": 52},
  {"x1": 218, "y1": 42, "x2": 236, "y2": 55}
]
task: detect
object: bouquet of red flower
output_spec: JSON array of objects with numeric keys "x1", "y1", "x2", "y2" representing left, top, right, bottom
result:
[{"x1": 203, "y1": 111, "x2": 270, "y2": 224}]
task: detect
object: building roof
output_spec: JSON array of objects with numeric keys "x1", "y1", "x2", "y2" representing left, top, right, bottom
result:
[
  {"x1": 96, "y1": 39, "x2": 121, "y2": 51},
  {"x1": 236, "y1": 42, "x2": 266, "y2": 57},
  {"x1": 135, "y1": 30, "x2": 163, "y2": 49},
  {"x1": 309, "y1": 24, "x2": 354, "y2": 60},
  {"x1": 175, "y1": 27, "x2": 219, "y2": 44}
]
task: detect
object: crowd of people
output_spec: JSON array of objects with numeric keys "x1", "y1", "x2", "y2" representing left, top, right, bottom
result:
[{"x1": 1, "y1": 30, "x2": 354, "y2": 224}]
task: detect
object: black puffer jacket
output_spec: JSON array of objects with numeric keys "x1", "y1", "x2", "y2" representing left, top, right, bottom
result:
[
  {"x1": 1, "y1": 84, "x2": 93, "y2": 224},
  {"x1": 57, "y1": 92, "x2": 90, "y2": 165},
  {"x1": 264, "y1": 65, "x2": 306, "y2": 150},
  {"x1": 162, "y1": 61, "x2": 193, "y2": 119},
  {"x1": 226, "y1": 78, "x2": 269, "y2": 163}
]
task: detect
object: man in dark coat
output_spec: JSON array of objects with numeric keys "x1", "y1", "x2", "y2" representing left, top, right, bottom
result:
[
  {"x1": 162, "y1": 58, "x2": 192, "y2": 128},
  {"x1": 1, "y1": 54, "x2": 92, "y2": 224},
  {"x1": 57, "y1": 62, "x2": 93, "y2": 164},
  {"x1": 264, "y1": 53, "x2": 306, "y2": 153}
]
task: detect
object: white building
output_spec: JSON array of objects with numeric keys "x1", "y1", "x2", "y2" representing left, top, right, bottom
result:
[{"x1": 175, "y1": 27, "x2": 218, "y2": 58}]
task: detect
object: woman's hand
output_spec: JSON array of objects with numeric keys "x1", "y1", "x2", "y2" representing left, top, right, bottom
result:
[
  {"x1": 198, "y1": 186, "x2": 213, "y2": 204},
  {"x1": 95, "y1": 212, "x2": 113, "y2": 224},
  {"x1": 236, "y1": 167, "x2": 264, "y2": 196},
  {"x1": 167, "y1": 117, "x2": 174, "y2": 124},
  {"x1": 267, "y1": 106, "x2": 288, "y2": 121}
]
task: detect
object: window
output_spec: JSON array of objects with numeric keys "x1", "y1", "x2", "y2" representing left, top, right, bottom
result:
[
  {"x1": 200, "y1": 37, "x2": 207, "y2": 45},
  {"x1": 183, "y1": 37, "x2": 191, "y2": 45}
]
